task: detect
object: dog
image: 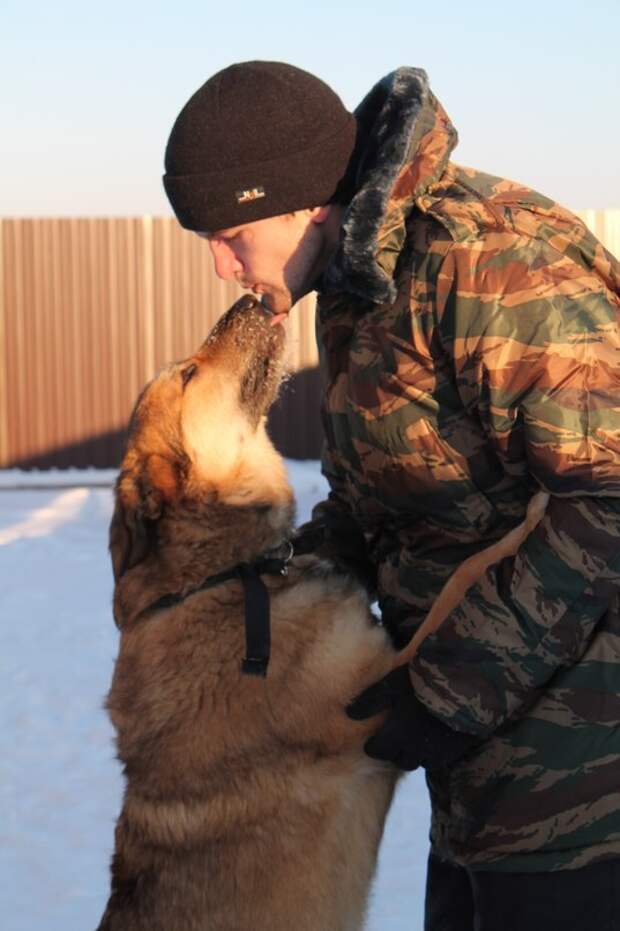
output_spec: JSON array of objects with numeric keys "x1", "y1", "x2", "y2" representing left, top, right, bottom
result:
[
  {"x1": 97, "y1": 295, "x2": 400, "y2": 931},
  {"x1": 97, "y1": 294, "x2": 548, "y2": 930}
]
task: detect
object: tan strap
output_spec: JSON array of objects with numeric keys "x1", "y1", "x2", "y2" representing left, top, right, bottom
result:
[{"x1": 393, "y1": 491, "x2": 549, "y2": 668}]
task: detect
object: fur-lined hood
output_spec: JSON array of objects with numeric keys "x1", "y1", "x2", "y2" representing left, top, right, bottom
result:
[{"x1": 321, "y1": 68, "x2": 458, "y2": 304}]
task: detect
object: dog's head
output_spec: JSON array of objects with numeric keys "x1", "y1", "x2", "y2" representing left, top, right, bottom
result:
[{"x1": 110, "y1": 295, "x2": 294, "y2": 583}]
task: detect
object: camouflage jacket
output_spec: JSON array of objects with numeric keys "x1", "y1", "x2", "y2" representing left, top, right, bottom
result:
[{"x1": 312, "y1": 68, "x2": 620, "y2": 871}]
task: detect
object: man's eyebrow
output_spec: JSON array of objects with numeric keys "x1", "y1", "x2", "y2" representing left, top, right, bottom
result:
[{"x1": 210, "y1": 229, "x2": 241, "y2": 242}]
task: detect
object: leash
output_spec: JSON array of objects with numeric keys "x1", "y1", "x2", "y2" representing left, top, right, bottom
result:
[{"x1": 133, "y1": 541, "x2": 294, "y2": 678}]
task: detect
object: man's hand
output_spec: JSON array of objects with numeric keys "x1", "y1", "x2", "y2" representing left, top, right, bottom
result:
[
  {"x1": 346, "y1": 665, "x2": 479, "y2": 771},
  {"x1": 293, "y1": 519, "x2": 377, "y2": 595}
]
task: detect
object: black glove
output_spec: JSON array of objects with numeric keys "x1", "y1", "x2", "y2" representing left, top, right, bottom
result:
[
  {"x1": 346, "y1": 665, "x2": 479, "y2": 771},
  {"x1": 293, "y1": 518, "x2": 377, "y2": 596}
]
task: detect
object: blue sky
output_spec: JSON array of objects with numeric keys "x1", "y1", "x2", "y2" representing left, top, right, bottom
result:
[{"x1": 2, "y1": 0, "x2": 618, "y2": 215}]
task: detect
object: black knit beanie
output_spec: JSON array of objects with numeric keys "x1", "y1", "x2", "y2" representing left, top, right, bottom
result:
[{"x1": 163, "y1": 61, "x2": 357, "y2": 233}]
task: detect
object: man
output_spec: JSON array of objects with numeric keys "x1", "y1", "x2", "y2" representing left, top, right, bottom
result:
[{"x1": 163, "y1": 61, "x2": 620, "y2": 930}]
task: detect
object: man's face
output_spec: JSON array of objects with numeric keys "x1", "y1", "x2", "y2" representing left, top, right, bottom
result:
[{"x1": 200, "y1": 208, "x2": 333, "y2": 316}]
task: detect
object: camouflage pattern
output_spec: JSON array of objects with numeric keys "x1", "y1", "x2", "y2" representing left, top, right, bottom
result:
[{"x1": 312, "y1": 68, "x2": 620, "y2": 871}]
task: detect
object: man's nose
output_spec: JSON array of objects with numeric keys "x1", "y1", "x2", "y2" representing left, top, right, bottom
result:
[{"x1": 208, "y1": 240, "x2": 242, "y2": 280}]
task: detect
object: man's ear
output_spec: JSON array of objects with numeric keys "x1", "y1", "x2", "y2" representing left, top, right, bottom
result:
[
  {"x1": 109, "y1": 454, "x2": 179, "y2": 582},
  {"x1": 308, "y1": 204, "x2": 331, "y2": 224}
]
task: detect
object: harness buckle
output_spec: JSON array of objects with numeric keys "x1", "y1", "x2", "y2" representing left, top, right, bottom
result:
[{"x1": 279, "y1": 540, "x2": 294, "y2": 575}]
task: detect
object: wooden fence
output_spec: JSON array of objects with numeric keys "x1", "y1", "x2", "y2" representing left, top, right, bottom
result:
[
  {"x1": 0, "y1": 218, "x2": 321, "y2": 468},
  {"x1": 1, "y1": 210, "x2": 618, "y2": 470}
]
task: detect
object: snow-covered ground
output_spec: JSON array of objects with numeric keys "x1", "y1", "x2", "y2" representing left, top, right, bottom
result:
[{"x1": 0, "y1": 462, "x2": 430, "y2": 931}]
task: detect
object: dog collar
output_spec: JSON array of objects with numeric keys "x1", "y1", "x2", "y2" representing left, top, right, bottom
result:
[{"x1": 135, "y1": 540, "x2": 294, "y2": 678}]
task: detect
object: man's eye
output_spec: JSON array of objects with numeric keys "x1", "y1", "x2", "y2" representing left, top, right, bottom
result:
[
  {"x1": 181, "y1": 364, "x2": 198, "y2": 388},
  {"x1": 216, "y1": 231, "x2": 239, "y2": 244}
]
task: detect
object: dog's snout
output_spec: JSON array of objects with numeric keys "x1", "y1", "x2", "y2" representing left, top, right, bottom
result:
[{"x1": 202, "y1": 296, "x2": 267, "y2": 347}]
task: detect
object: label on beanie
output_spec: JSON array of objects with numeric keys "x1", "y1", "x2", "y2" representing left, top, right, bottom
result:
[{"x1": 236, "y1": 187, "x2": 266, "y2": 204}]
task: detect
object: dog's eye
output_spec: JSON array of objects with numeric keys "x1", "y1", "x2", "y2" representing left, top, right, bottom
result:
[{"x1": 180, "y1": 364, "x2": 198, "y2": 388}]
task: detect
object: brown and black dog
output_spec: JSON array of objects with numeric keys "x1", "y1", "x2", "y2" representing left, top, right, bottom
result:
[
  {"x1": 98, "y1": 294, "x2": 548, "y2": 930},
  {"x1": 97, "y1": 296, "x2": 399, "y2": 931}
]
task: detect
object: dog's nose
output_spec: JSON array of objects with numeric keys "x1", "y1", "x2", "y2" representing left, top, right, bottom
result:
[{"x1": 256, "y1": 298, "x2": 287, "y2": 326}]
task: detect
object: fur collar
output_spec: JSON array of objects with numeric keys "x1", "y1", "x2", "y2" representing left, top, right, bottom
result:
[{"x1": 320, "y1": 67, "x2": 458, "y2": 304}]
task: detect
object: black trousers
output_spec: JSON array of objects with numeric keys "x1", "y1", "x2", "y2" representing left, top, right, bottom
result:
[{"x1": 424, "y1": 852, "x2": 620, "y2": 931}]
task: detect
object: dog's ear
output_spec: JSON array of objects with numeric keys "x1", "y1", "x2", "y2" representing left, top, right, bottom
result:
[{"x1": 109, "y1": 454, "x2": 180, "y2": 581}]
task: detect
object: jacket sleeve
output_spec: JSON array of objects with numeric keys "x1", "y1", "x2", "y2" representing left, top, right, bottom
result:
[{"x1": 409, "y1": 236, "x2": 620, "y2": 737}]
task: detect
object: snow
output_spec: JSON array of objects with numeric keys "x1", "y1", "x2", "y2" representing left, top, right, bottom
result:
[{"x1": 0, "y1": 461, "x2": 430, "y2": 930}]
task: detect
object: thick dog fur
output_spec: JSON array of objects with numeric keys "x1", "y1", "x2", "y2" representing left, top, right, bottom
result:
[{"x1": 97, "y1": 296, "x2": 400, "y2": 931}]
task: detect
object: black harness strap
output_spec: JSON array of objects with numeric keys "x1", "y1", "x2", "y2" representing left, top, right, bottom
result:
[
  {"x1": 134, "y1": 542, "x2": 293, "y2": 679},
  {"x1": 237, "y1": 563, "x2": 271, "y2": 677}
]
